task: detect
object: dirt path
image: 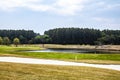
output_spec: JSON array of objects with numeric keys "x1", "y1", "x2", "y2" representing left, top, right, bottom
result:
[{"x1": 0, "y1": 57, "x2": 120, "y2": 71}]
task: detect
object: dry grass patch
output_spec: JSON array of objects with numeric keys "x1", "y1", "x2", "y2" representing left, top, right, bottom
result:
[
  {"x1": 0, "y1": 62, "x2": 120, "y2": 80},
  {"x1": 72, "y1": 60, "x2": 120, "y2": 64}
]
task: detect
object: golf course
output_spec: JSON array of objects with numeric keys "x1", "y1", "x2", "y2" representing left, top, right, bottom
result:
[
  {"x1": 0, "y1": 44, "x2": 120, "y2": 80},
  {"x1": 1, "y1": 0, "x2": 120, "y2": 79}
]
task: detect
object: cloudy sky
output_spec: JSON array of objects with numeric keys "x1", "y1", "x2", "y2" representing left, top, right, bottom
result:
[{"x1": 0, "y1": 0, "x2": 120, "y2": 34}]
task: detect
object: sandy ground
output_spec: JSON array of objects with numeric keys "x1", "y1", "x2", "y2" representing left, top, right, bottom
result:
[
  {"x1": 44, "y1": 44, "x2": 120, "y2": 51},
  {"x1": 0, "y1": 57, "x2": 120, "y2": 71}
]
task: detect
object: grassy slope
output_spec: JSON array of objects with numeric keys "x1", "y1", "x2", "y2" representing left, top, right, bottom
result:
[
  {"x1": 0, "y1": 62, "x2": 120, "y2": 80},
  {"x1": 0, "y1": 45, "x2": 120, "y2": 64}
]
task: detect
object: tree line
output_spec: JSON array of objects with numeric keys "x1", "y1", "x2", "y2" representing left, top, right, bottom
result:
[
  {"x1": 0, "y1": 37, "x2": 20, "y2": 46},
  {"x1": 0, "y1": 30, "x2": 51, "y2": 46},
  {"x1": 0, "y1": 30, "x2": 37, "y2": 44},
  {"x1": 0, "y1": 28, "x2": 120, "y2": 45},
  {"x1": 45, "y1": 28, "x2": 120, "y2": 45}
]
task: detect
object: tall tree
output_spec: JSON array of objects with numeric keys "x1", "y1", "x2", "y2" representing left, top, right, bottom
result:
[
  {"x1": 33, "y1": 35, "x2": 51, "y2": 47},
  {"x1": 0, "y1": 37, "x2": 3, "y2": 45},
  {"x1": 3, "y1": 37, "x2": 10, "y2": 45},
  {"x1": 13, "y1": 38, "x2": 20, "y2": 47}
]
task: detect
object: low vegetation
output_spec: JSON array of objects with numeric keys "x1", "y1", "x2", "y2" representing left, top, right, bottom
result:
[
  {"x1": 0, "y1": 45, "x2": 120, "y2": 64},
  {"x1": 0, "y1": 45, "x2": 120, "y2": 79},
  {"x1": 0, "y1": 62, "x2": 120, "y2": 80}
]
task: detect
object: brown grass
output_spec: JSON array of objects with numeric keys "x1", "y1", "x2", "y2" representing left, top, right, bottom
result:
[
  {"x1": 44, "y1": 44, "x2": 120, "y2": 50},
  {"x1": 0, "y1": 62, "x2": 120, "y2": 80},
  {"x1": 73, "y1": 60, "x2": 120, "y2": 64}
]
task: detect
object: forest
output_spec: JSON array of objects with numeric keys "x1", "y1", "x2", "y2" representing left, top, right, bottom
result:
[
  {"x1": 0, "y1": 28, "x2": 120, "y2": 45},
  {"x1": 45, "y1": 28, "x2": 120, "y2": 45}
]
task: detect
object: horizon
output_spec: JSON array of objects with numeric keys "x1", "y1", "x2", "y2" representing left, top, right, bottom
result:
[{"x1": 0, "y1": 0, "x2": 120, "y2": 34}]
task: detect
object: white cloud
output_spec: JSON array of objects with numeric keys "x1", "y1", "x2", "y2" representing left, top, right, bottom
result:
[
  {"x1": 0, "y1": 0, "x2": 86, "y2": 15},
  {"x1": 1, "y1": 0, "x2": 119, "y2": 16},
  {"x1": 25, "y1": 4, "x2": 53, "y2": 12},
  {"x1": 92, "y1": 1, "x2": 120, "y2": 11},
  {"x1": 52, "y1": 0, "x2": 85, "y2": 15},
  {"x1": 0, "y1": 0, "x2": 40, "y2": 11},
  {"x1": 104, "y1": 4, "x2": 120, "y2": 10},
  {"x1": 93, "y1": 17, "x2": 113, "y2": 23}
]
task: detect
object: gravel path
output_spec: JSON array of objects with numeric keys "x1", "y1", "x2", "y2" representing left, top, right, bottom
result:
[{"x1": 0, "y1": 57, "x2": 120, "y2": 71}]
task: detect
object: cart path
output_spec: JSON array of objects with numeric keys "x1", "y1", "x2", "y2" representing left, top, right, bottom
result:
[{"x1": 0, "y1": 57, "x2": 120, "y2": 71}]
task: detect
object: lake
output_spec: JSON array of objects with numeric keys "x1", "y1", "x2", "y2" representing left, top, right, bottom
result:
[{"x1": 28, "y1": 48, "x2": 120, "y2": 54}]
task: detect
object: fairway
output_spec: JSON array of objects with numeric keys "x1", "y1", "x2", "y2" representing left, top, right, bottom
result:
[
  {"x1": 0, "y1": 45, "x2": 120, "y2": 80},
  {"x1": 0, "y1": 45, "x2": 120, "y2": 64}
]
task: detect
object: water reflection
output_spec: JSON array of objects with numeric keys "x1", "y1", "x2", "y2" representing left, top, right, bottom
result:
[{"x1": 29, "y1": 48, "x2": 120, "y2": 53}]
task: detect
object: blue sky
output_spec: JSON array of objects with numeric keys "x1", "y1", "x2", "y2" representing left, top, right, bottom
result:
[{"x1": 0, "y1": 0, "x2": 120, "y2": 34}]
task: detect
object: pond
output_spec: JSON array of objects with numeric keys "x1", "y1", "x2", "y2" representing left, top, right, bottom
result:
[{"x1": 29, "y1": 48, "x2": 120, "y2": 54}]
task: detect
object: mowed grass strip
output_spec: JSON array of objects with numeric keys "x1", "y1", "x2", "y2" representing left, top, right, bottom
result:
[
  {"x1": 14, "y1": 52, "x2": 120, "y2": 64},
  {"x1": 0, "y1": 45, "x2": 120, "y2": 64},
  {"x1": 0, "y1": 62, "x2": 120, "y2": 80}
]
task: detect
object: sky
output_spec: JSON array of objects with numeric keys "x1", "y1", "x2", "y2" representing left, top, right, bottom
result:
[{"x1": 0, "y1": 0, "x2": 120, "y2": 34}]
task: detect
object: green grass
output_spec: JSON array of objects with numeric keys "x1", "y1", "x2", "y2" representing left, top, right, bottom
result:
[
  {"x1": 0, "y1": 45, "x2": 120, "y2": 64},
  {"x1": 0, "y1": 62, "x2": 120, "y2": 80},
  {"x1": 0, "y1": 45, "x2": 120, "y2": 80}
]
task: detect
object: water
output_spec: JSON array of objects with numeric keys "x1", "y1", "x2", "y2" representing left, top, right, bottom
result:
[
  {"x1": 30, "y1": 49, "x2": 90, "y2": 53},
  {"x1": 29, "y1": 48, "x2": 119, "y2": 53}
]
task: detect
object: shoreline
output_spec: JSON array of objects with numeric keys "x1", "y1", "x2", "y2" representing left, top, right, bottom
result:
[{"x1": 46, "y1": 48, "x2": 120, "y2": 53}]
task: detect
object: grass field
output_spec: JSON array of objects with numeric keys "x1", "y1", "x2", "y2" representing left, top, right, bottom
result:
[
  {"x1": 0, "y1": 45, "x2": 120, "y2": 64},
  {"x1": 0, "y1": 45, "x2": 120, "y2": 80},
  {"x1": 0, "y1": 62, "x2": 120, "y2": 80}
]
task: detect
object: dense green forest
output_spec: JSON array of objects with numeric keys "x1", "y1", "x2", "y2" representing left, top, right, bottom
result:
[
  {"x1": 45, "y1": 28, "x2": 120, "y2": 45},
  {"x1": 0, "y1": 28, "x2": 120, "y2": 45},
  {"x1": 0, "y1": 30, "x2": 50, "y2": 45},
  {"x1": 0, "y1": 30, "x2": 37, "y2": 44}
]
